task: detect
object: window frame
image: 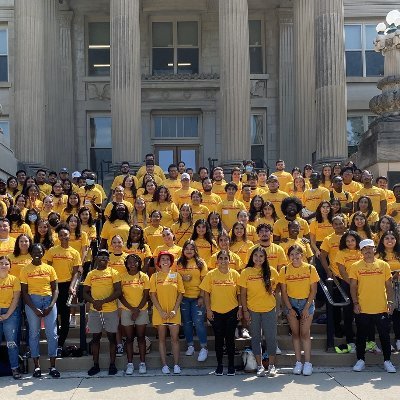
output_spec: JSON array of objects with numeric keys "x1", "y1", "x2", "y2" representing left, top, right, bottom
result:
[
  {"x1": 344, "y1": 22, "x2": 384, "y2": 78},
  {"x1": 248, "y1": 19, "x2": 265, "y2": 75},
  {"x1": 0, "y1": 27, "x2": 9, "y2": 82},
  {"x1": 250, "y1": 109, "x2": 267, "y2": 167},
  {"x1": 85, "y1": 17, "x2": 111, "y2": 77},
  {"x1": 150, "y1": 16, "x2": 201, "y2": 75}
]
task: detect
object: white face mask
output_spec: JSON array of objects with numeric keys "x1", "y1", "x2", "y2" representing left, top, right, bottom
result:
[
  {"x1": 245, "y1": 165, "x2": 253, "y2": 173},
  {"x1": 28, "y1": 215, "x2": 38, "y2": 222},
  {"x1": 86, "y1": 179, "x2": 95, "y2": 186}
]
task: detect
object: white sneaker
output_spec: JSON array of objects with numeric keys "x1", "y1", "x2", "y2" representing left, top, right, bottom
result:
[
  {"x1": 293, "y1": 361, "x2": 303, "y2": 375},
  {"x1": 384, "y1": 360, "x2": 396, "y2": 373},
  {"x1": 256, "y1": 365, "x2": 266, "y2": 377},
  {"x1": 353, "y1": 359, "x2": 365, "y2": 372},
  {"x1": 125, "y1": 363, "x2": 134, "y2": 375},
  {"x1": 275, "y1": 346, "x2": 282, "y2": 355},
  {"x1": 69, "y1": 315, "x2": 76, "y2": 328},
  {"x1": 185, "y1": 345, "x2": 195, "y2": 356},
  {"x1": 162, "y1": 365, "x2": 170, "y2": 374},
  {"x1": 268, "y1": 364, "x2": 277, "y2": 377},
  {"x1": 138, "y1": 362, "x2": 147, "y2": 374},
  {"x1": 302, "y1": 362, "x2": 313, "y2": 376},
  {"x1": 241, "y1": 328, "x2": 251, "y2": 339},
  {"x1": 348, "y1": 343, "x2": 356, "y2": 354},
  {"x1": 197, "y1": 347, "x2": 208, "y2": 362},
  {"x1": 173, "y1": 364, "x2": 181, "y2": 374},
  {"x1": 396, "y1": 340, "x2": 400, "y2": 352}
]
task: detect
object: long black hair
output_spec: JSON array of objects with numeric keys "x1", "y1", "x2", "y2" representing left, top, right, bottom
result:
[
  {"x1": 122, "y1": 175, "x2": 137, "y2": 199},
  {"x1": 126, "y1": 225, "x2": 146, "y2": 251},
  {"x1": 33, "y1": 219, "x2": 54, "y2": 250},
  {"x1": 245, "y1": 246, "x2": 272, "y2": 293},
  {"x1": 315, "y1": 201, "x2": 333, "y2": 223},
  {"x1": 109, "y1": 202, "x2": 130, "y2": 224},
  {"x1": 339, "y1": 230, "x2": 361, "y2": 251},
  {"x1": 248, "y1": 195, "x2": 264, "y2": 222},
  {"x1": 191, "y1": 219, "x2": 216, "y2": 251},
  {"x1": 66, "y1": 214, "x2": 82, "y2": 239},
  {"x1": 177, "y1": 239, "x2": 204, "y2": 270},
  {"x1": 376, "y1": 230, "x2": 400, "y2": 262},
  {"x1": 13, "y1": 234, "x2": 33, "y2": 257},
  {"x1": 349, "y1": 211, "x2": 373, "y2": 239}
]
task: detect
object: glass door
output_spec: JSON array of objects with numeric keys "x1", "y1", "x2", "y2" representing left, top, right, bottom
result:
[{"x1": 155, "y1": 146, "x2": 198, "y2": 174}]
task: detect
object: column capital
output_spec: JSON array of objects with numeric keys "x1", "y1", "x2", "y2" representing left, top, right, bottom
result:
[
  {"x1": 277, "y1": 8, "x2": 293, "y2": 24},
  {"x1": 57, "y1": 10, "x2": 73, "y2": 28}
]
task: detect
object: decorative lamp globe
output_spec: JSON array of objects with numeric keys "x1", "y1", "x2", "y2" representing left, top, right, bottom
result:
[
  {"x1": 386, "y1": 9, "x2": 400, "y2": 26},
  {"x1": 376, "y1": 22, "x2": 387, "y2": 34}
]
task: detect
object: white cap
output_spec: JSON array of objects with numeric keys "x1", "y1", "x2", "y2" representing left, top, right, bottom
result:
[
  {"x1": 180, "y1": 173, "x2": 190, "y2": 181},
  {"x1": 359, "y1": 239, "x2": 375, "y2": 250},
  {"x1": 71, "y1": 171, "x2": 81, "y2": 179}
]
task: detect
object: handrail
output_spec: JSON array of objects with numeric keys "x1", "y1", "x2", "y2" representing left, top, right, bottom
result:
[{"x1": 319, "y1": 276, "x2": 350, "y2": 307}]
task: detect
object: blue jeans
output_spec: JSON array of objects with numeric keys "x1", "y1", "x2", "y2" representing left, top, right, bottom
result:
[
  {"x1": 24, "y1": 295, "x2": 58, "y2": 358},
  {"x1": 180, "y1": 297, "x2": 207, "y2": 347},
  {"x1": 284, "y1": 297, "x2": 315, "y2": 316},
  {"x1": 0, "y1": 307, "x2": 20, "y2": 369}
]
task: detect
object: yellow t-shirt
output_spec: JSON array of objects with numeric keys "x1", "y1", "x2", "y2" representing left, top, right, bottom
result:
[
  {"x1": 100, "y1": 219, "x2": 131, "y2": 248},
  {"x1": 200, "y1": 268, "x2": 240, "y2": 314},
  {"x1": 69, "y1": 232, "x2": 89, "y2": 258},
  {"x1": 104, "y1": 200, "x2": 133, "y2": 219},
  {"x1": 162, "y1": 179, "x2": 182, "y2": 193},
  {"x1": 60, "y1": 207, "x2": 80, "y2": 222},
  {"x1": 278, "y1": 262, "x2": 319, "y2": 299},
  {"x1": 202, "y1": 193, "x2": 222, "y2": 213},
  {"x1": 238, "y1": 266, "x2": 278, "y2": 312},
  {"x1": 0, "y1": 237, "x2": 16, "y2": 257},
  {"x1": 309, "y1": 220, "x2": 334, "y2": 243},
  {"x1": 261, "y1": 190, "x2": 289, "y2": 219},
  {"x1": 349, "y1": 258, "x2": 391, "y2": 314},
  {"x1": 330, "y1": 189, "x2": 353, "y2": 210},
  {"x1": 377, "y1": 251, "x2": 400, "y2": 272},
  {"x1": 353, "y1": 187, "x2": 386, "y2": 214},
  {"x1": 209, "y1": 250, "x2": 243, "y2": 271},
  {"x1": 193, "y1": 238, "x2": 218, "y2": 265},
  {"x1": 280, "y1": 238, "x2": 313, "y2": 261},
  {"x1": 211, "y1": 181, "x2": 228, "y2": 201},
  {"x1": 172, "y1": 187, "x2": 195, "y2": 209},
  {"x1": 230, "y1": 240, "x2": 254, "y2": 265},
  {"x1": 143, "y1": 225, "x2": 164, "y2": 253},
  {"x1": 153, "y1": 244, "x2": 182, "y2": 269},
  {"x1": 384, "y1": 189, "x2": 395, "y2": 204},
  {"x1": 244, "y1": 224, "x2": 257, "y2": 243},
  {"x1": 8, "y1": 253, "x2": 32, "y2": 279},
  {"x1": 273, "y1": 217, "x2": 310, "y2": 240},
  {"x1": 81, "y1": 224, "x2": 97, "y2": 241},
  {"x1": 217, "y1": 199, "x2": 246, "y2": 231},
  {"x1": 51, "y1": 194, "x2": 69, "y2": 216},
  {"x1": 320, "y1": 233, "x2": 342, "y2": 276},
  {"x1": 110, "y1": 174, "x2": 139, "y2": 191},
  {"x1": 191, "y1": 204, "x2": 210, "y2": 223},
  {"x1": 120, "y1": 271, "x2": 150, "y2": 310},
  {"x1": 177, "y1": 258, "x2": 208, "y2": 298},
  {"x1": 147, "y1": 202, "x2": 179, "y2": 228},
  {"x1": 171, "y1": 221, "x2": 194, "y2": 247},
  {"x1": 10, "y1": 223, "x2": 32, "y2": 239},
  {"x1": 248, "y1": 243, "x2": 287, "y2": 270},
  {"x1": 150, "y1": 271, "x2": 185, "y2": 325},
  {"x1": 388, "y1": 202, "x2": 400, "y2": 223},
  {"x1": 83, "y1": 267, "x2": 121, "y2": 312},
  {"x1": 343, "y1": 180, "x2": 362, "y2": 196},
  {"x1": 20, "y1": 262, "x2": 57, "y2": 296},
  {"x1": 303, "y1": 187, "x2": 330, "y2": 212},
  {"x1": 273, "y1": 171, "x2": 293, "y2": 188},
  {"x1": 0, "y1": 274, "x2": 20, "y2": 308},
  {"x1": 77, "y1": 187, "x2": 103, "y2": 218},
  {"x1": 109, "y1": 252, "x2": 128, "y2": 275},
  {"x1": 334, "y1": 249, "x2": 363, "y2": 278},
  {"x1": 43, "y1": 245, "x2": 82, "y2": 283},
  {"x1": 136, "y1": 165, "x2": 166, "y2": 181},
  {"x1": 123, "y1": 243, "x2": 152, "y2": 264}
]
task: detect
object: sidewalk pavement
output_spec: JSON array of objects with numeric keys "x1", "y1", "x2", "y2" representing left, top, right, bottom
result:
[{"x1": 1, "y1": 367, "x2": 399, "y2": 400}]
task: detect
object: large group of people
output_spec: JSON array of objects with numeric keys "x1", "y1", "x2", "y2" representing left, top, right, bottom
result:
[{"x1": 0, "y1": 155, "x2": 399, "y2": 379}]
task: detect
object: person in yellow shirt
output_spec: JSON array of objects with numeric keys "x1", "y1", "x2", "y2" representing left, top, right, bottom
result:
[
  {"x1": 376, "y1": 176, "x2": 396, "y2": 204},
  {"x1": 374, "y1": 215, "x2": 397, "y2": 245},
  {"x1": 50, "y1": 180, "x2": 69, "y2": 216},
  {"x1": 172, "y1": 173, "x2": 195, "y2": 209},
  {"x1": 131, "y1": 197, "x2": 148, "y2": 228},
  {"x1": 33, "y1": 219, "x2": 55, "y2": 254},
  {"x1": 388, "y1": 183, "x2": 400, "y2": 223},
  {"x1": 21, "y1": 244, "x2": 59, "y2": 378},
  {"x1": 341, "y1": 167, "x2": 362, "y2": 196},
  {"x1": 108, "y1": 235, "x2": 128, "y2": 276},
  {"x1": 176, "y1": 240, "x2": 209, "y2": 361},
  {"x1": 100, "y1": 203, "x2": 131, "y2": 249},
  {"x1": 8, "y1": 234, "x2": 32, "y2": 279},
  {"x1": 171, "y1": 204, "x2": 194, "y2": 247},
  {"x1": 7, "y1": 206, "x2": 33, "y2": 239},
  {"x1": 309, "y1": 201, "x2": 334, "y2": 259},
  {"x1": 352, "y1": 196, "x2": 379, "y2": 230},
  {"x1": 60, "y1": 193, "x2": 80, "y2": 222},
  {"x1": 162, "y1": 164, "x2": 182, "y2": 193},
  {"x1": 236, "y1": 210, "x2": 257, "y2": 243},
  {"x1": 201, "y1": 178, "x2": 222, "y2": 212},
  {"x1": 261, "y1": 175, "x2": 289, "y2": 220},
  {"x1": 320, "y1": 164, "x2": 333, "y2": 190},
  {"x1": 190, "y1": 191, "x2": 210, "y2": 223},
  {"x1": 143, "y1": 210, "x2": 165, "y2": 253},
  {"x1": 330, "y1": 176, "x2": 353, "y2": 214},
  {"x1": 246, "y1": 173, "x2": 266, "y2": 198},
  {"x1": 237, "y1": 184, "x2": 252, "y2": 210},
  {"x1": 83, "y1": 249, "x2": 122, "y2": 376},
  {"x1": 286, "y1": 176, "x2": 307, "y2": 204},
  {"x1": 253, "y1": 201, "x2": 278, "y2": 229},
  {"x1": 200, "y1": 250, "x2": 242, "y2": 376},
  {"x1": 109, "y1": 162, "x2": 138, "y2": 193},
  {"x1": 216, "y1": 182, "x2": 246, "y2": 232},
  {"x1": 248, "y1": 195, "x2": 265, "y2": 226},
  {"x1": 121, "y1": 175, "x2": 138, "y2": 207},
  {"x1": 103, "y1": 186, "x2": 134, "y2": 220},
  {"x1": 191, "y1": 219, "x2": 218, "y2": 266},
  {"x1": 230, "y1": 222, "x2": 254, "y2": 265},
  {"x1": 207, "y1": 211, "x2": 224, "y2": 240},
  {"x1": 349, "y1": 211, "x2": 375, "y2": 241},
  {"x1": 136, "y1": 154, "x2": 166, "y2": 181},
  {"x1": 77, "y1": 173, "x2": 103, "y2": 221},
  {"x1": 147, "y1": 186, "x2": 179, "y2": 228},
  {"x1": 0, "y1": 256, "x2": 22, "y2": 379},
  {"x1": 211, "y1": 167, "x2": 228, "y2": 201},
  {"x1": 153, "y1": 227, "x2": 182, "y2": 270},
  {"x1": 350, "y1": 239, "x2": 395, "y2": 373},
  {"x1": 0, "y1": 218, "x2": 16, "y2": 256},
  {"x1": 302, "y1": 172, "x2": 330, "y2": 220},
  {"x1": 124, "y1": 225, "x2": 152, "y2": 272},
  {"x1": 209, "y1": 232, "x2": 243, "y2": 272},
  {"x1": 280, "y1": 220, "x2": 313, "y2": 262},
  {"x1": 279, "y1": 245, "x2": 319, "y2": 376},
  {"x1": 273, "y1": 160, "x2": 293, "y2": 188},
  {"x1": 119, "y1": 254, "x2": 150, "y2": 375},
  {"x1": 239, "y1": 247, "x2": 278, "y2": 377},
  {"x1": 150, "y1": 251, "x2": 185, "y2": 374}
]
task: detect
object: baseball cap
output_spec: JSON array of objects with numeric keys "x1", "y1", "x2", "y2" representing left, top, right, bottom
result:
[
  {"x1": 71, "y1": 171, "x2": 81, "y2": 179},
  {"x1": 60, "y1": 167, "x2": 69, "y2": 173},
  {"x1": 359, "y1": 239, "x2": 375, "y2": 250},
  {"x1": 181, "y1": 173, "x2": 190, "y2": 181}
]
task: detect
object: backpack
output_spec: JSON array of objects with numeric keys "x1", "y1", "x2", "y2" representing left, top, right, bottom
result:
[{"x1": 242, "y1": 348, "x2": 257, "y2": 373}]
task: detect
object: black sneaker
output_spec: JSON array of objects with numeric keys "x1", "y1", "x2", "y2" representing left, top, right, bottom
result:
[
  {"x1": 88, "y1": 364, "x2": 100, "y2": 376},
  {"x1": 214, "y1": 365, "x2": 224, "y2": 376},
  {"x1": 49, "y1": 367, "x2": 60, "y2": 378},
  {"x1": 227, "y1": 366, "x2": 236, "y2": 376},
  {"x1": 108, "y1": 363, "x2": 118, "y2": 375}
]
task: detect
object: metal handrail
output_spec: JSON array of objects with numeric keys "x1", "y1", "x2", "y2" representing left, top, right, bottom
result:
[{"x1": 319, "y1": 276, "x2": 350, "y2": 307}]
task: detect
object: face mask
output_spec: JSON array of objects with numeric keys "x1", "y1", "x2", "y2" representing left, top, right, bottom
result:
[
  {"x1": 245, "y1": 165, "x2": 253, "y2": 173},
  {"x1": 9, "y1": 215, "x2": 19, "y2": 221},
  {"x1": 28, "y1": 215, "x2": 38, "y2": 223},
  {"x1": 86, "y1": 179, "x2": 95, "y2": 186}
]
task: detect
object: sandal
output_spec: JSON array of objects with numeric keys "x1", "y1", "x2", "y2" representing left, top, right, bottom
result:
[
  {"x1": 12, "y1": 368, "x2": 22, "y2": 380},
  {"x1": 33, "y1": 367, "x2": 41, "y2": 378},
  {"x1": 49, "y1": 367, "x2": 60, "y2": 378}
]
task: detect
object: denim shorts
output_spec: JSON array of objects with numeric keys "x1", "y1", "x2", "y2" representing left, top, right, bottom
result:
[{"x1": 284, "y1": 297, "x2": 315, "y2": 317}]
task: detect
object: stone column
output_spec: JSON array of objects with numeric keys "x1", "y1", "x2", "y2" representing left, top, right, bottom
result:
[
  {"x1": 294, "y1": 0, "x2": 316, "y2": 167},
  {"x1": 110, "y1": 0, "x2": 142, "y2": 165},
  {"x1": 315, "y1": 0, "x2": 347, "y2": 165},
  {"x1": 278, "y1": 9, "x2": 295, "y2": 166},
  {"x1": 219, "y1": 0, "x2": 251, "y2": 166},
  {"x1": 14, "y1": 0, "x2": 45, "y2": 164}
]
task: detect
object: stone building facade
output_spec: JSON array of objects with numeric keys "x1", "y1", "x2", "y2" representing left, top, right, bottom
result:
[{"x1": 0, "y1": 0, "x2": 398, "y2": 178}]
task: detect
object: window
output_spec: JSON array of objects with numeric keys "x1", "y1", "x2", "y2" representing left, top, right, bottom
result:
[
  {"x1": 155, "y1": 146, "x2": 199, "y2": 173},
  {"x1": 249, "y1": 20, "x2": 263, "y2": 74},
  {"x1": 152, "y1": 21, "x2": 199, "y2": 75},
  {"x1": 0, "y1": 29, "x2": 8, "y2": 82},
  {"x1": 347, "y1": 114, "x2": 376, "y2": 155},
  {"x1": 0, "y1": 120, "x2": 10, "y2": 147},
  {"x1": 154, "y1": 115, "x2": 199, "y2": 138},
  {"x1": 345, "y1": 24, "x2": 384, "y2": 77},
  {"x1": 89, "y1": 116, "x2": 112, "y2": 173},
  {"x1": 251, "y1": 113, "x2": 265, "y2": 167},
  {"x1": 88, "y1": 22, "x2": 110, "y2": 76}
]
